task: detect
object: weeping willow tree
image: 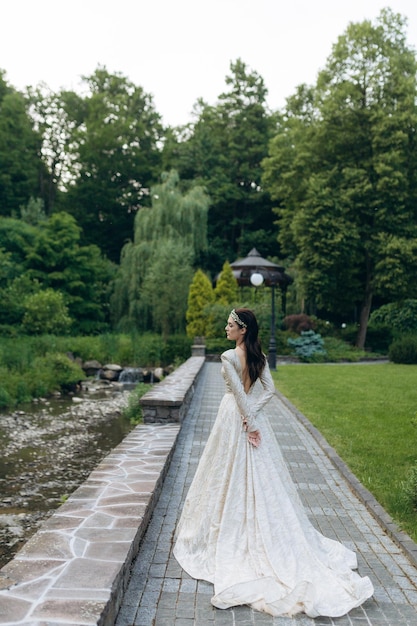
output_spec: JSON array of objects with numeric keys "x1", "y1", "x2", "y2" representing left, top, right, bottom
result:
[{"x1": 111, "y1": 171, "x2": 210, "y2": 335}]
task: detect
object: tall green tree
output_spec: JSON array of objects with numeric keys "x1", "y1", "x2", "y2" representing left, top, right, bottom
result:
[
  {"x1": 59, "y1": 66, "x2": 164, "y2": 262},
  {"x1": 0, "y1": 216, "x2": 38, "y2": 266},
  {"x1": 111, "y1": 171, "x2": 210, "y2": 333},
  {"x1": 0, "y1": 216, "x2": 39, "y2": 325},
  {"x1": 25, "y1": 212, "x2": 114, "y2": 333},
  {"x1": 263, "y1": 9, "x2": 417, "y2": 347},
  {"x1": 27, "y1": 85, "x2": 80, "y2": 214},
  {"x1": 0, "y1": 71, "x2": 45, "y2": 215},
  {"x1": 165, "y1": 60, "x2": 277, "y2": 274}
]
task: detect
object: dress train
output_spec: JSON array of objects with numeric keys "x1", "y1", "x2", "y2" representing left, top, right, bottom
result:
[{"x1": 173, "y1": 350, "x2": 374, "y2": 617}]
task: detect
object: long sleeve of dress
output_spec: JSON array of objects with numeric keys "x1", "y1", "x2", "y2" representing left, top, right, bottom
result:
[{"x1": 220, "y1": 351, "x2": 276, "y2": 432}]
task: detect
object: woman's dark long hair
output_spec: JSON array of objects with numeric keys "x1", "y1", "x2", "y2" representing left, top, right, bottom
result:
[{"x1": 234, "y1": 308, "x2": 266, "y2": 384}]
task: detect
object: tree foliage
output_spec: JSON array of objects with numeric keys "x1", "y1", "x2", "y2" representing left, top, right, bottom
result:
[
  {"x1": 26, "y1": 85, "x2": 80, "y2": 213},
  {"x1": 165, "y1": 59, "x2": 278, "y2": 274},
  {"x1": 111, "y1": 171, "x2": 210, "y2": 334},
  {"x1": 186, "y1": 269, "x2": 215, "y2": 338},
  {"x1": 25, "y1": 212, "x2": 114, "y2": 333},
  {"x1": 0, "y1": 212, "x2": 113, "y2": 333},
  {"x1": 370, "y1": 299, "x2": 417, "y2": 333},
  {"x1": 57, "y1": 67, "x2": 164, "y2": 261},
  {"x1": 2, "y1": 16, "x2": 417, "y2": 341},
  {"x1": 0, "y1": 71, "x2": 45, "y2": 215},
  {"x1": 262, "y1": 9, "x2": 417, "y2": 347},
  {"x1": 214, "y1": 260, "x2": 238, "y2": 305},
  {"x1": 22, "y1": 289, "x2": 72, "y2": 335}
]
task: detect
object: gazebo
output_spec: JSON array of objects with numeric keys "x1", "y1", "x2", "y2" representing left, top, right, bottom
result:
[{"x1": 229, "y1": 248, "x2": 293, "y2": 369}]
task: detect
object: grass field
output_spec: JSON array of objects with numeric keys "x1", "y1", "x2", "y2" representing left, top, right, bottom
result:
[{"x1": 271, "y1": 363, "x2": 417, "y2": 542}]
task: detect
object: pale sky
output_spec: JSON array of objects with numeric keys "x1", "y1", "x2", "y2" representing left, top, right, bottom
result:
[{"x1": 2, "y1": 0, "x2": 417, "y2": 127}]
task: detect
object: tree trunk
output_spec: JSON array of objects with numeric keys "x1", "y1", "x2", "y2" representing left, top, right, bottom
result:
[{"x1": 356, "y1": 265, "x2": 373, "y2": 349}]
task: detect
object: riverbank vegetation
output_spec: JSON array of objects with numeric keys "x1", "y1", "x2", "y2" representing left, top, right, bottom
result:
[
  {"x1": 0, "y1": 333, "x2": 192, "y2": 408},
  {"x1": 273, "y1": 364, "x2": 417, "y2": 543}
]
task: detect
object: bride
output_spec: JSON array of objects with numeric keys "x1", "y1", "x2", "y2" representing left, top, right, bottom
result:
[{"x1": 173, "y1": 308, "x2": 374, "y2": 617}]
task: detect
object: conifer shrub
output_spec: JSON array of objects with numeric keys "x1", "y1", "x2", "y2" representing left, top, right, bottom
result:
[
  {"x1": 287, "y1": 330, "x2": 327, "y2": 362},
  {"x1": 388, "y1": 335, "x2": 417, "y2": 364}
]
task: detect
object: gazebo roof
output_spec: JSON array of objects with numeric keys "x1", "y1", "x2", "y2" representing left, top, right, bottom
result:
[
  {"x1": 229, "y1": 248, "x2": 293, "y2": 287},
  {"x1": 230, "y1": 248, "x2": 285, "y2": 271}
]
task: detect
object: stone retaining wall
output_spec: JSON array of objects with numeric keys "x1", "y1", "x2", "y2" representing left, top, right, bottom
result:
[
  {"x1": 140, "y1": 356, "x2": 205, "y2": 423},
  {"x1": 0, "y1": 356, "x2": 206, "y2": 626}
]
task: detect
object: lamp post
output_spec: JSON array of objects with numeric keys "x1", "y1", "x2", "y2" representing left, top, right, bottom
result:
[{"x1": 229, "y1": 248, "x2": 293, "y2": 370}]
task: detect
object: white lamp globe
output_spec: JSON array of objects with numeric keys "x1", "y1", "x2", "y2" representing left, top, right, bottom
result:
[{"x1": 250, "y1": 272, "x2": 264, "y2": 287}]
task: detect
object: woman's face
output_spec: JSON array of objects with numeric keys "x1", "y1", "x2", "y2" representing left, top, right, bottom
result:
[{"x1": 225, "y1": 316, "x2": 245, "y2": 342}]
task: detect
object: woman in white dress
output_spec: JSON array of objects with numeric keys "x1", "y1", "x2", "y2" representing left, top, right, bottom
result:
[{"x1": 173, "y1": 308, "x2": 374, "y2": 617}]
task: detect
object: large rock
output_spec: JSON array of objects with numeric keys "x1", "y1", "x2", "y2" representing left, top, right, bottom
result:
[
  {"x1": 82, "y1": 360, "x2": 102, "y2": 377},
  {"x1": 100, "y1": 364, "x2": 123, "y2": 381},
  {"x1": 154, "y1": 367, "x2": 164, "y2": 381}
]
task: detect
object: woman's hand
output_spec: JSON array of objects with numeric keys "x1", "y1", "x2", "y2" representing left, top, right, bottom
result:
[
  {"x1": 248, "y1": 430, "x2": 261, "y2": 448},
  {"x1": 242, "y1": 418, "x2": 261, "y2": 447}
]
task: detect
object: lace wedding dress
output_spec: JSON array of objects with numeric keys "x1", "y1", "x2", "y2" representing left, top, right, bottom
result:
[{"x1": 173, "y1": 349, "x2": 374, "y2": 617}]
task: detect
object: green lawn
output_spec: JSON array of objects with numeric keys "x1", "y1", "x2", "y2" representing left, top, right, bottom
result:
[{"x1": 271, "y1": 363, "x2": 417, "y2": 542}]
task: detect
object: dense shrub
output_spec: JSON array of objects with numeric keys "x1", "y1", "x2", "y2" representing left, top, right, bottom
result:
[
  {"x1": 205, "y1": 337, "x2": 231, "y2": 355},
  {"x1": 340, "y1": 323, "x2": 392, "y2": 353},
  {"x1": 310, "y1": 317, "x2": 335, "y2": 336},
  {"x1": 371, "y1": 300, "x2": 417, "y2": 333},
  {"x1": 0, "y1": 353, "x2": 85, "y2": 408},
  {"x1": 322, "y1": 337, "x2": 367, "y2": 362},
  {"x1": 21, "y1": 290, "x2": 72, "y2": 335},
  {"x1": 161, "y1": 335, "x2": 192, "y2": 364},
  {"x1": 0, "y1": 384, "x2": 13, "y2": 408},
  {"x1": 364, "y1": 324, "x2": 393, "y2": 353},
  {"x1": 389, "y1": 335, "x2": 417, "y2": 364},
  {"x1": 288, "y1": 330, "x2": 326, "y2": 362},
  {"x1": 274, "y1": 330, "x2": 294, "y2": 355},
  {"x1": 282, "y1": 314, "x2": 316, "y2": 334},
  {"x1": 32, "y1": 353, "x2": 86, "y2": 392},
  {"x1": 339, "y1": 324, "x2": 358, "y2": 345}
]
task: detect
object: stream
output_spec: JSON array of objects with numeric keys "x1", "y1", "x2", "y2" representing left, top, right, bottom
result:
[{"x1": 0, "y1": 384, "x2": 134, "y2": 568}]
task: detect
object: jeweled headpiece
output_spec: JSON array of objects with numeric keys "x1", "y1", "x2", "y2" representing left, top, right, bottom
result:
[{"x1": 230, "y1": 309, "x2": 247, "y2": 328}]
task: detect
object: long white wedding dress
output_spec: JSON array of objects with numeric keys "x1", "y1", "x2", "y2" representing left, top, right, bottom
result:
[{"x1": 173, "y1": 349, "x2": 374, "y2": 617}]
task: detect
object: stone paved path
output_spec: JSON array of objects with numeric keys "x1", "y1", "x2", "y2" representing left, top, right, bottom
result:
[{"x1": 116, "y1": 362, "x2": 417, "y2": 625}]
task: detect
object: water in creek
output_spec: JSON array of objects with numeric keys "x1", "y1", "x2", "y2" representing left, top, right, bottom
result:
[{"x1": 0, "y1": 387, "x2": 134, "y2": 568}]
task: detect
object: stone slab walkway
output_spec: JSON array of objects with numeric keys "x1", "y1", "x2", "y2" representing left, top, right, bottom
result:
[
  {"x1": 116, "y1": 361, "x2": 417, "y2": 626},
  {"x1": 0, "y1": 424, "x2": 181, "y2": 626}
]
